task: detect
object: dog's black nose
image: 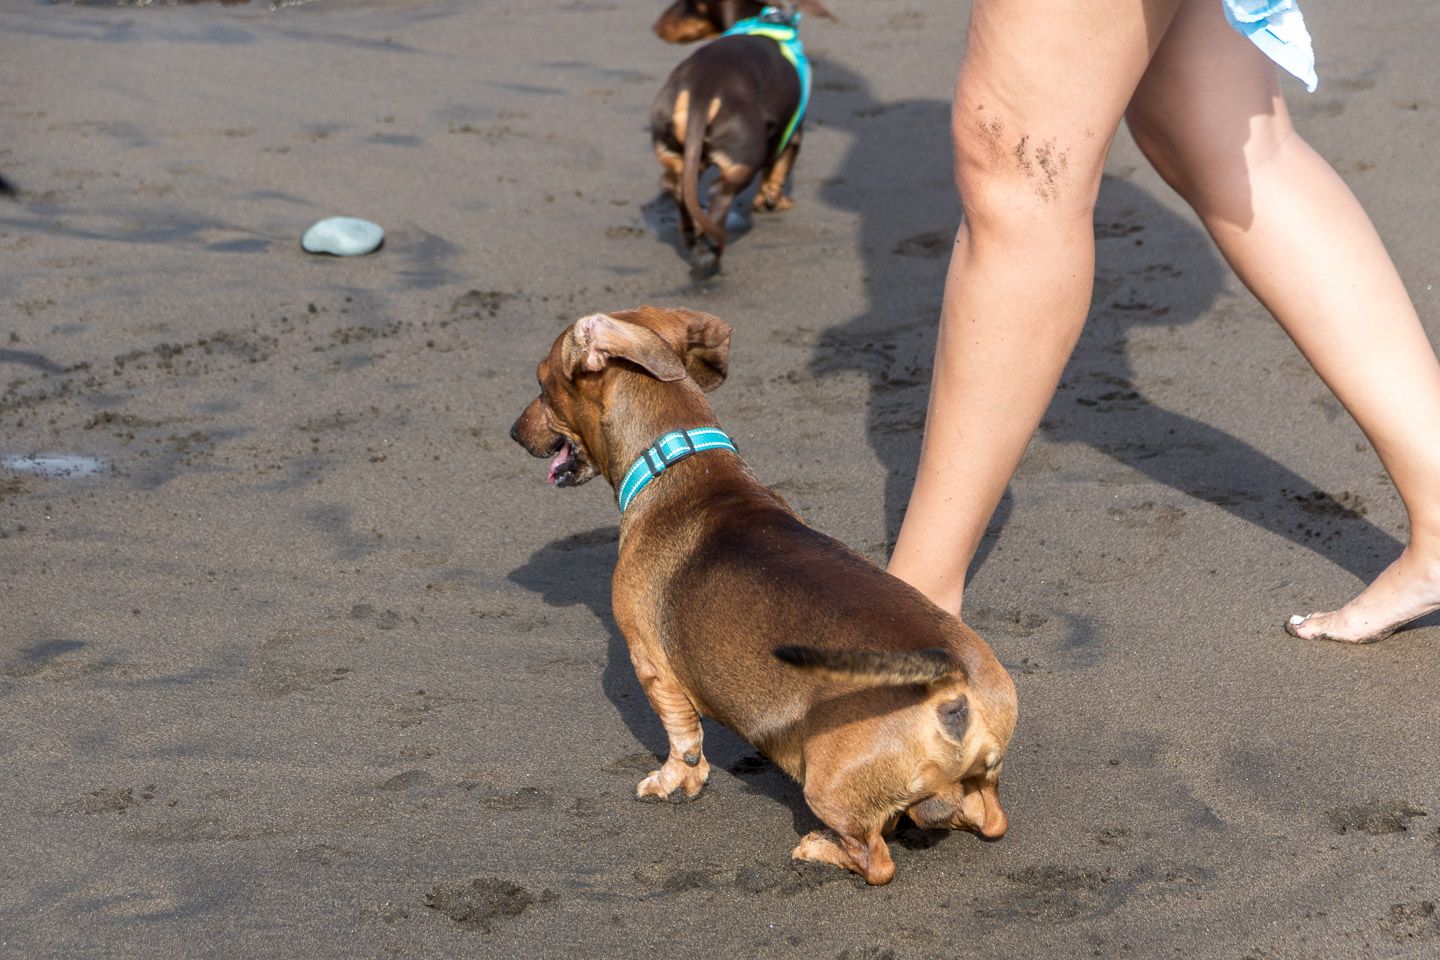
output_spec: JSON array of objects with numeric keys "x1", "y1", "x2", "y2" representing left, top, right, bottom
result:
[{"x1": 509, "y1": 421, "x2": 520, "y2": 444}]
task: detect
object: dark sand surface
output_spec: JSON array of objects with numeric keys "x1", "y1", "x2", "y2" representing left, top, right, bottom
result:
[{"x1": 2, "y1": 1, "x2": 1438, "y2": 957}]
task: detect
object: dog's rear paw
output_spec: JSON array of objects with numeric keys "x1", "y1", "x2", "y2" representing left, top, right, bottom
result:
[
  {"x1": 791, "y1": 829, "x2": 846, "y2": 865},
  {"x1": 752, "y1": 193, "x2": 794, "y2": 213},
  {"x1": 687, "y1": 247, "x2": 720, "y2": 278},
  {"x1": 792, "y1": 829, "x2": 896, "y2": 886}
]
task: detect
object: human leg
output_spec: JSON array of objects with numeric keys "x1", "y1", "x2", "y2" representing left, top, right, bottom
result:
[
  {"x1": 886, "y1": 0, "x2": 1180, "y2": 615},
  {"x1": 1127, "y1": 0, "x2": 1440, "y2": 642}
]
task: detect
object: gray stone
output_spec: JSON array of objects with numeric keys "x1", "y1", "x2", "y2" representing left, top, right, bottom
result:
[{"x1": 301, "y1": 216, "x2": 384, "y2": 256}]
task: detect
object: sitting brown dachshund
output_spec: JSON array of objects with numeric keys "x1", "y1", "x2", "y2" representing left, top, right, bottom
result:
[
  {"x1": 649, "y1": 1, "x2": 834, "y2": 274},
  {"x1": 511, "y1": 306, "x2": 1017, "y2": 884}
]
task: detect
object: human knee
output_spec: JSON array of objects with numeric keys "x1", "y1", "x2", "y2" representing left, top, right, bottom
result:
[{"x1": 951, "y1": 103, "x2": 1101, "y2": 231}]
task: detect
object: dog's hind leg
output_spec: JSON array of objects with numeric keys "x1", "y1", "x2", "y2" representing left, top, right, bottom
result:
[
  {"x1": 691, "y1": 157, "x2": 754, "y2": 275},
  {"x1": 792, "y1": 772, "x2": 898, "y2": 884},
  {"x1": 630, "y1": 651, "x2": 711, "y2": 802},
  {"x1": 792, "y1": 817, "x2": 895, "y2": 886},
  {"x1": 906, "y1": 775, "x2": 1008, "y2": 838},
  {"x1": 655, "y1": 144, "x2": 695, "y2": 248},
  {"x1": 752, "y1": 137, "x2": 799, "y2": 213}
]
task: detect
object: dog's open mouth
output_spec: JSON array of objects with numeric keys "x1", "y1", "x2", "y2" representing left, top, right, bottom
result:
[{"x1": 547, "y1": 439, "x2": 581, "y2": 486}]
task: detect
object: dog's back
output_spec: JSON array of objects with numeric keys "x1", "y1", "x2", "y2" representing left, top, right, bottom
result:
[{"x1": 650, "y1": 36, "x2": 801, "y2": 165}]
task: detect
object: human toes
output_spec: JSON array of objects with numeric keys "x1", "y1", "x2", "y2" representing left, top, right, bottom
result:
[
  {"x1": 1285, "y1": 611, "x2": 1389, "y2": 644},
  {"x1": 1285, "y1": 613, "x2": 1317, "y2": 639}
]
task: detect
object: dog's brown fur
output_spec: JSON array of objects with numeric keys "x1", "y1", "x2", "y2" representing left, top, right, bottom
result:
[{"x1": 511, "y1": 307, "x2": 1017, "y2": 885}]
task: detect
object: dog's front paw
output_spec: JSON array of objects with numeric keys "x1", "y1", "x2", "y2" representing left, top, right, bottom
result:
[{"x1": 635, "y1": 756, "x2": 710, "y2": 803}]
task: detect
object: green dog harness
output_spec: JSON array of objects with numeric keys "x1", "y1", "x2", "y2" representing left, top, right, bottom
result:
[{"x1": 720, "y1": 7, "x2": 812, "y2": 157}]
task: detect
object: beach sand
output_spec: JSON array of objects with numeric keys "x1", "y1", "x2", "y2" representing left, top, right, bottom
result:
[{"x1": 2, "y1": 1, "x2": 1437, "y2": 956}]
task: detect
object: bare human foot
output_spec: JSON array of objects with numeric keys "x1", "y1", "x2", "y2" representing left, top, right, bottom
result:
[{"x1": 1285, "y1": 546, "x2": 1440, "y2": 643}]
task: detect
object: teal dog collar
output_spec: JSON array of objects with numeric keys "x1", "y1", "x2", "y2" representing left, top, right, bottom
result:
[
  {"x1": 720, "y1": 7, "x2": 811, "y2": 157},
  {"x1": 617, "y1": 427, "x2": 738, "y2": 513}
]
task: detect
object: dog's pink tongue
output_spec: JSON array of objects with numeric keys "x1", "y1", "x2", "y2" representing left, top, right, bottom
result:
[{"x1": 546, "y1": 441, "x2": 573, "y2": 485}]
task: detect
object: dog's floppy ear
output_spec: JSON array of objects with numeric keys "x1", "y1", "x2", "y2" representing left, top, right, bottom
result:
[
  {"x1": 673, "y1": 308, "x2": 732, "y2": 392},
  {"x1": 567, "y1": 313, "x2": 687, "y2": 382},
  {"x1": 793, "y1": 0, "x2": 837, "y2": 21}
]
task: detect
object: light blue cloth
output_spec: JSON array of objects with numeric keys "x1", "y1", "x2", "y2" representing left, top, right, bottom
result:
[{"x1": 1222, "y1": 0, "x2": 1318, "y2": 92}]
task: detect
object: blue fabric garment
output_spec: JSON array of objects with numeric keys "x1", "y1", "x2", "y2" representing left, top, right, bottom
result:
[
  {"x1": 1222, "y1": 0, "x2": 1318, "y2": 92},
  {"x1": 720, "y1": 7, "x2": 811, "y2": 156}
]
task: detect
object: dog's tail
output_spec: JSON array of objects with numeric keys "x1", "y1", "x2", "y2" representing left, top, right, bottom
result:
[
  {"x1": 774, "y1": 645, "x2": 962, "y2": 686},
  {"x1": 680, "y1": 98, "x2": 719, "y2": 244}
]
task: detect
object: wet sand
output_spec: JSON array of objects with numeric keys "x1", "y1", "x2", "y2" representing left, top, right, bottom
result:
[{"x1": 2, "y1": 1, "x2": 1438, "y2": 957}]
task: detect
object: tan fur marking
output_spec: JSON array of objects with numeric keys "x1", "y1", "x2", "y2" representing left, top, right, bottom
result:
[
  {"x1": 711, "y1": 150, "x2": 742, "y2": 176},
  {"x1": 672, "y1": 89, "x2": 691, "y2": 144},
  {"x1": 707, "y1": 96, "x2": 722, "y2": 123},
  {"x1": 754, "y1": 140, "x2": 799, "y2": 212},
  {"x1": 656, "y1": 145, "x2": 685, "y2": 196}
]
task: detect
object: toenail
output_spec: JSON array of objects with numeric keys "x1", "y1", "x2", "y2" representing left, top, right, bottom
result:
[{"x1": 1289, "y1": 614, "x2": 1308, "y2": 625}]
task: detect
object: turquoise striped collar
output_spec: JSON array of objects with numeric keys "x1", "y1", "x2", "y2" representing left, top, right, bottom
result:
[{"x1": 617, "y1": 427, "x2": 738, "y2": 513}]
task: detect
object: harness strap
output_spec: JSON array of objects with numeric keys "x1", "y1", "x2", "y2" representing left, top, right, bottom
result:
[{"x1": 720, "y1": 9, "x2": 811, "y2": 157}]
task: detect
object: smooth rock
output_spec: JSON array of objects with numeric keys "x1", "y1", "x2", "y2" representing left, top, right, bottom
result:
[{"x1": 301, "y1": 216, "x2": 384, "y2": 256}]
